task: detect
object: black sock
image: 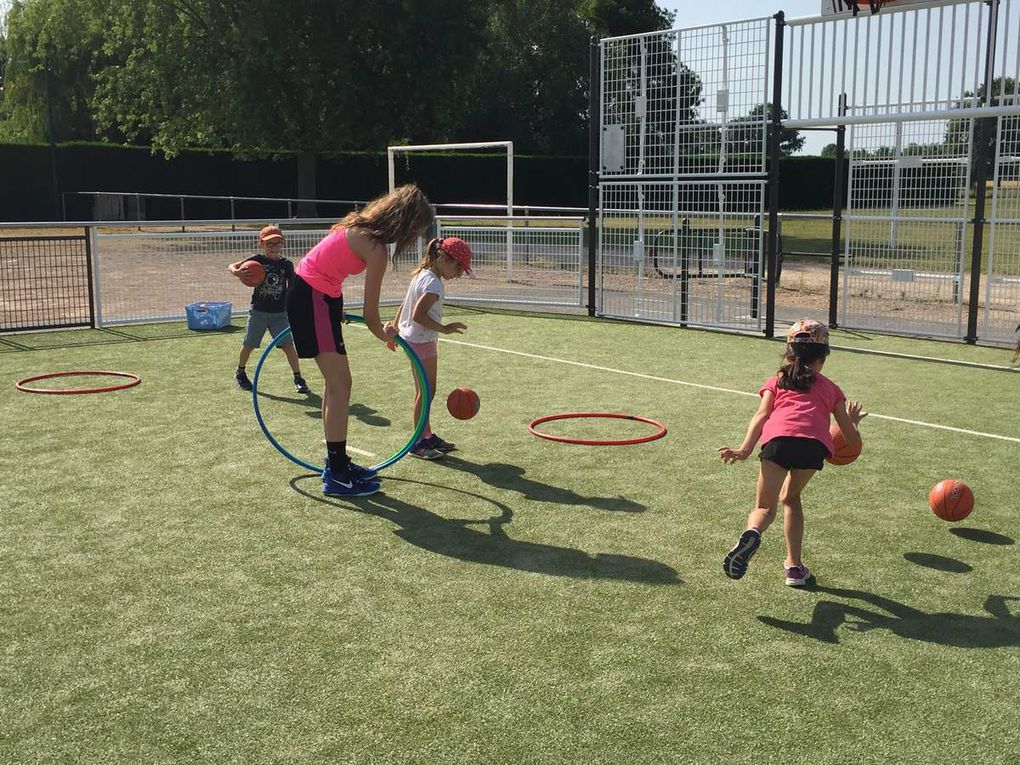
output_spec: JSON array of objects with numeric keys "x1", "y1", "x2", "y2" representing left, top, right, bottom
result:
[
  {"x1": 236, "y1": 366, "x2": 245, "y2": 373},
  {"x1": 326, "y1": 441, "x2": 347, "y2": 471},
  {"x1": 293, "y1": 371, "x2": 302, "y2": 379}
]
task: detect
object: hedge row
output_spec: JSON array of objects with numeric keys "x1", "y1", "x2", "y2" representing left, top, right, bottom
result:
[{"x1": 1, "y1": 143, "x2": 869, "y2": 222}]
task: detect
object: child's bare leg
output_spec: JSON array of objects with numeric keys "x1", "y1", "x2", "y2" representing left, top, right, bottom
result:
[
  {"x1": 747, "y1": 459, "x2": 789, "y2": 532},
  {"x1": 413, "y1": 355, "x2": 438, "y2": 438},
  {"x1": 725, "y1": 460, "x2": 788, "y2": 580},
  {"x1": 780, "y1": 469, "x2": 816, "y2": 567}
]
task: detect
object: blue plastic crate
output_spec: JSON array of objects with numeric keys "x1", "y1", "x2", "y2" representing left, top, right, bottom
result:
[{"x1": 185, "y1": 301, "x2": 233, "y2": 330}]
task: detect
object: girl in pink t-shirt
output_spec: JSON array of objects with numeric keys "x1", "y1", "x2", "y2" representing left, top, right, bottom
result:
[
  {"x1": 717, "y1": 319, "x2": 866, "y2": 586},
  {"x1": 286, "y1": 184, "x2": 434, "y2": 498}
]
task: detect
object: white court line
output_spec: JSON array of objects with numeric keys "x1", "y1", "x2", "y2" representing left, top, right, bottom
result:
[
  {"x1": 322, "y1": 440, "x2": 375, "y2": 458},
  {"x1": 441, "y1": 338, "x2": 1020, "y2": 445}
]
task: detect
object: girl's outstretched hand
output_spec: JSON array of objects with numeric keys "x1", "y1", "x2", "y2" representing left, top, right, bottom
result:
[
  {"x1": 717, "y1": 446, "x2": 749, "y2": 465},
  {"x1": 848, "y1": 400, "x2": 868, "y2": 424},
  {"x1": 443, "y1": 322, "x2": 467, "y2": 335}
]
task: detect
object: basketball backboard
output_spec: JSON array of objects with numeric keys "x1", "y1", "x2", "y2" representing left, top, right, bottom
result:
[{"x1": 822, "y1": 0, "x2": 938, "y2": 15}]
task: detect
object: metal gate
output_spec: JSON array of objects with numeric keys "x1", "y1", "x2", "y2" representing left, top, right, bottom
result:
[
  {"x1": 782, "y1": 0, "x2": 1020, "y2": 343},
  {"x1": 840, "y1": 118, "x2": 974, "y2": 337},
  {"x1": 0, "y1": 233, "x2": 94, "y2": 332},
  {"x1": 985, "y1": 112, "x2": 1020, "y2": 344},
  {"x1": 596, "y1": 18, "x2": 773, "y2": 330}
]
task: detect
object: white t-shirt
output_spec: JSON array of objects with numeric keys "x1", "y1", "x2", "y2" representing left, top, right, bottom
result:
[{"x1": 397, "y1": 269, "x2": 444, "y2": 343}]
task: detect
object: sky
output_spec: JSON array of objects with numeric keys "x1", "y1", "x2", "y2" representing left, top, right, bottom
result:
[{"x1": 658, "y1": 0, "x2": 833, "y2": 154}]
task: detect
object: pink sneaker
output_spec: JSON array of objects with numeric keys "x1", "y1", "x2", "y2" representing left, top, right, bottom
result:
[{"x1": 784, "y1": 564, "x2": 813, "y2": 587}]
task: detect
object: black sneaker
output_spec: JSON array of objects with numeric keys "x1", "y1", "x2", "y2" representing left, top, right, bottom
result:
[
  {"x1": 410, "y1": 440, "x2": 444, "y2": 460},
  {"x1": 293, "y1": 375, "x2": 310, "y2": 394},
  {"x1": 427, "y1": 434, "x2": 456, "y2": 452},
  {"x1": 235, "y1": 369, "x2": 253, "y2": 391},
  {"x1": 723, "y1": 528, "x2": 761, "y2": 580}
]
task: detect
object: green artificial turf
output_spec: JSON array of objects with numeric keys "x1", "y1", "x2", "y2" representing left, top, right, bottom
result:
[{"x1": 1, "y1": 310, "x2": 1017, "y2": 764}]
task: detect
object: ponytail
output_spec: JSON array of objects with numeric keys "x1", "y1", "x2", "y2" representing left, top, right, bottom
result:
[
  {"x1": 411, "y1": 238, "x2": 443, "y2": 276},
  {"x1": 777, "y1": 342, "x2": 830, "y2": 391}
]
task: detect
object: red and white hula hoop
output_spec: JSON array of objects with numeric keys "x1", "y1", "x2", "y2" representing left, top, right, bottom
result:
[
  {"x1": 528, "y1": 412, "x2": 667, "y2": 446},
  {"x1": 15, "y1": 370, "x2": 141, "y2": 395}
]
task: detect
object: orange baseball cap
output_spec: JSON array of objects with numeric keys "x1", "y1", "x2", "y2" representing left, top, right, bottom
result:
[
  {"x1": 259, "y1": 224, "x2": 284, "y2": 242},
  {"x1": 440, "y1": 237, "x2": 474, "y2": 277},
  {"x1": 786, "y1": 318, "x2": 829, "y2": 345}
]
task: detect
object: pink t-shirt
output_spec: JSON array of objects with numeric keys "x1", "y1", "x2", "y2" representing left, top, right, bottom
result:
[
  {"x1": 758, "y1": 372, "x2": 845, "y2": 454},
  {"x1": 295, "y1": 228, "x2": 367, "y2": 297}
]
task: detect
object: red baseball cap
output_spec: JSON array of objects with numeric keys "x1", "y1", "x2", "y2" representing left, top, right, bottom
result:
[
  {"x1": 259, "y1": 224, "x2": 284, "y2": 243},
  {"x1": 440, "y1": 237, "x2": 474, "y2": 277}
]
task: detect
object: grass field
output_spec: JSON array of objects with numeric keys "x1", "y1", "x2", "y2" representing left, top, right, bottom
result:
[{"x1": 2, "y1": 309, "x2": 1019, "y2": 764}]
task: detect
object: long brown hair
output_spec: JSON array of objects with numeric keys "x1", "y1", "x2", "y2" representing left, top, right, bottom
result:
[
  {"x1": 777, "y1": 342, "x2": 830, "y2": 391},
  {"x1": 332, "y1": 184, "x2": 434, "y2": 260}
]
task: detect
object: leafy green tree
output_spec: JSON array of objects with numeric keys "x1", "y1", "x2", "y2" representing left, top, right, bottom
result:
[
  {"x1": 944, "y1": 77, "x2": 1019, "y2": 185},
  {"x1": 0, "y1": 0, "x2": 110, "y2": 142},
  {"x1": 820, "y1": 143, "x2": 837, "y2": 158},
  {"x1": 725, "y1": 103, "x2": 804, "y2": 158}
]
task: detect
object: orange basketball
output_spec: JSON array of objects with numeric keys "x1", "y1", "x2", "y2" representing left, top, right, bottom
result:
[
  {"x1": 239, "y1": 260, "x2": 266, "y2": 288},
  {"x1": 825, "y1": 422, "x2": 862, "y2": 465},
  {"x1": 929, "y1": 479, "x2": 974, "y2": 522},
  {"x1": 447, "y1": 387, "x2": 480, "y2": 420}
]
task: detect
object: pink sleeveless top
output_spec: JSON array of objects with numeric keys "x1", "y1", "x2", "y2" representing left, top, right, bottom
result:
[{"x1": 295, "y1": 228, "x2": 367, "y2": 297}]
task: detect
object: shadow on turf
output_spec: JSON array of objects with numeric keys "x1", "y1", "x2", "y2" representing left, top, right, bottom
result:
[
  {"x1": 758, "y1": 586, "x2": 1020, "y2": 647},
  {"x1": 432, "y1": 455, "x2": 645, "y2": 513},
  {"x1": 253, "y1": 391, "x2": 390, "y2": 427},
  {"x1": 288, "y1": 475, "x2": 679, "y2": 584},
  {"x1": 902, "y1": 552, "x2": 973, "y2": 573},
  {"x1": 949, "y1": 528, "x2": 1014, "y2": 545}
]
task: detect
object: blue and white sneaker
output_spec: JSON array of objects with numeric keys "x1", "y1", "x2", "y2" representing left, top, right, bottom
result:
[
  {"x1": 347, "y1": 461, "x2": 378, "y2": 480},
  {"x1": 322, "y1": 466, "x2": 380, "y2": 497},
  {"x1": 723, "y1": 528, "x2": 761, "y2": 580}
]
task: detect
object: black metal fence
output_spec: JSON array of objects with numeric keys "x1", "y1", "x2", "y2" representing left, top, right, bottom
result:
[{"x1": 0, "y1": 232, "x2": 95, "y2": 332}]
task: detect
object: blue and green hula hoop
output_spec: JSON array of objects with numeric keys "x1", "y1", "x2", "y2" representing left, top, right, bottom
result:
[{"x1": 251, "y1": 314, "x2": 430, "y2": 473}]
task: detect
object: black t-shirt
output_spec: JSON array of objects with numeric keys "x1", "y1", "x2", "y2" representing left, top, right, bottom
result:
[{"x1": 247, "y1": 254, "x2": 295, "y2": 312}]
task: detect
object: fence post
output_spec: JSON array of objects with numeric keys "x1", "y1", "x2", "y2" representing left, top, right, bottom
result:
[
  {"x1": 965, "y1": 0, "x2": 999, "y2": 343},
  {"x1": 830, "y1": 94, "x2": 847, "y2": 328},
  {"x1": 587, "y1": 35, "x2": 600, "y2": 317},
  {"x1": 765, "y1": 11, "x2": 785, "y2": 339}
]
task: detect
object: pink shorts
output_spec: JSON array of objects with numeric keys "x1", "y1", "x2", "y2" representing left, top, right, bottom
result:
[{"x1": 407, "y1": 339, "x2": 437, "y2": 360}]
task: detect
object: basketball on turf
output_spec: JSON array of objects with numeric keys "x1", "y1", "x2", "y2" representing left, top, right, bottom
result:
[
  {"x1": 239, "y1": 260, "x2": 266, "y2": 288},
  {"x1": 825, "y1": 422, "x2": 862, "y2": 465},
  {"x1": 929, "y1": 479, "x2": 974, "y2": 522},
  {"x1": 447, "y1": 387, "x2": 480, "y2": 420}
]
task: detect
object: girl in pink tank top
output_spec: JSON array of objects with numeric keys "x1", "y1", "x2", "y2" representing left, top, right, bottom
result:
[
  {"x1": 716, "y1": 319, "x2": 867, "y2": 587},
  {"x1": 285, "y1": 184, "x2": 434, "y2": 498}
]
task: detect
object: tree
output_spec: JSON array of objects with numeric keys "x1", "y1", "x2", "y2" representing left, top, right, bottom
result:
[
  {"x1": 820, "y1": 143, "x2": 837, "y2": 158},
  {"x1": 725, "y1": 103, "x2": 804, "y2": 159},
  {"x1": 944, "y1": 77, "x2": 1019, "y2": 185},
  {"x1": 580, "y1": 0, "x2": 674, "y2": 36},
  {"x1": 0, "y1": 0, "x2": 110, "y2": 142}
]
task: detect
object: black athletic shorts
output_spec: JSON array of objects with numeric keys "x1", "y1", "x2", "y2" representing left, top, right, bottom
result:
[
  {"x1": 759, "y1": 436, "x2": 828, "y2": 471},
  {"x1": 285, "y1": 274, "x2": 346, "y2": 358}
]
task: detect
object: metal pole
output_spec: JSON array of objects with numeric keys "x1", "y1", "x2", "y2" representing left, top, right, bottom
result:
[
  {"x1": 765, "y1": 12, "x2": 785, "y2": 339},
  {"x1": 587, "y1": 36, "x2": 600, "y2": 318},
  {"x1": 44, "y1": 57, "x2": 62, "y2": 220},
  {"x1": 965, "y1": 0, "x2": 999, "y2": 343},
  {"x1": 830, "y1": 93, "x2": 847, "y2": 328}
]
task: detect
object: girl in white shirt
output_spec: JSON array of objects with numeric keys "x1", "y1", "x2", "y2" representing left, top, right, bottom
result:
[{"x1": 388, "y1": 237, "x2": 474, "y2": 460}]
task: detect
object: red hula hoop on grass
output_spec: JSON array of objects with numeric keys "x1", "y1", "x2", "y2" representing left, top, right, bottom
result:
[
  {"x1": 15, "y1": 370, "x2": 141, "y2": 395},
  {"x1": 528, "y1": 413, "x2": 667, "y2": 446}
]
